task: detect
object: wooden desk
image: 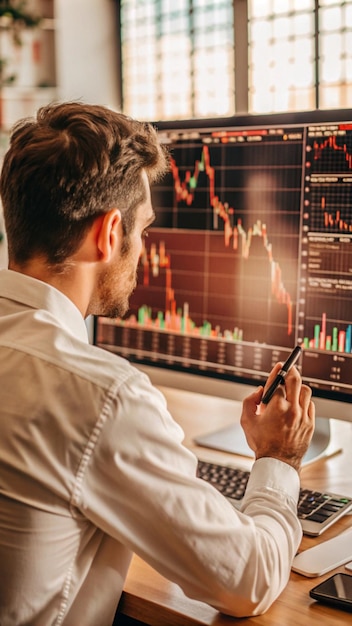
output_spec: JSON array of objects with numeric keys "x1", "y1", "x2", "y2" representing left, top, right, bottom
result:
[{"x1": 117, "y1": 387, "x2": 352, "y2": 625}]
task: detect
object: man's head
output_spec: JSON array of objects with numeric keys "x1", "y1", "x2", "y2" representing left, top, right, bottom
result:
[
  {"x1": 0, "y1": 101, "x2": 169, "y2": 317},
  {"x1": 0, "y1": 101, "x2": 169, "y2": 269}
]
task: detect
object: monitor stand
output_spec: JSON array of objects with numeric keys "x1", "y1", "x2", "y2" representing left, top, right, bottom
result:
[{"x1": 194, "y1": 417, "x2": 338, "y2": 466}]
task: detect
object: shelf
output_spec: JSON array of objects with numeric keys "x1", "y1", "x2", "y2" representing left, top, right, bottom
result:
[{"x1": 0, "y1": 0, "x2": 56, "y2": 129}]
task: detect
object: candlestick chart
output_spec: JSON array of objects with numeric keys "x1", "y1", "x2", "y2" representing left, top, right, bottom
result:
[
  {"x1": 298, "y1": 124, "x2": 352, "y2": 369},
  {"x1": 127, "y1": 129, "x2": 303, "y2": 349},
  {"x1": 305, "y1": 126, "x2": 352, "y2": 233}
]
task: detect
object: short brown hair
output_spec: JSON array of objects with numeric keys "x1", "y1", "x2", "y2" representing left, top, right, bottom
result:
[{"x1": 0, "y1": 101, "x2": 169, "y2": 266}]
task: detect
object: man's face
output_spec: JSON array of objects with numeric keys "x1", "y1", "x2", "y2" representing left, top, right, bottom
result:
[{"x1": 89, "y1": 171, "x2": 155, "y2": 318}]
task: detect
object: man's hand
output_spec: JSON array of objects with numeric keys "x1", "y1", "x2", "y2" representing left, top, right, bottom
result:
[{"x1": 240, "y1": 363, "x2": 315, "y2": 472}]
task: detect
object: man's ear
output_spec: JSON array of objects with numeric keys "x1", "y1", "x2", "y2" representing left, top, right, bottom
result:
[{"x1": 96, "y1": 208, "x2": 122, "y2": 262}]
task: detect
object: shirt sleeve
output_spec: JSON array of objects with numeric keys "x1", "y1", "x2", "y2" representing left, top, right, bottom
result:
[{"x1": 75, "y1": 369, "x2": 302, "y2": 618}]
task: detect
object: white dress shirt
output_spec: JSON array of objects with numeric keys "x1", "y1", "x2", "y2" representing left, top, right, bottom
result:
[{"x1": 0, "y1": 269, "x2": 302, "y2": 626}]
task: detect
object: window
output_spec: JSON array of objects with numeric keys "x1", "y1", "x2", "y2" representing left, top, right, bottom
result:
[
  {"x1": 248, "y1": 0, "x2": 316, "y2": 113},
  {"x1": 119, "y1": 1, "x2": 352, "y2": 120},
  {"x1": 120, "y1": 0, "x2": 234, "y2": 120},
  {"x1": 319, "y1": 0, "x2": 352, "y2": 109}
]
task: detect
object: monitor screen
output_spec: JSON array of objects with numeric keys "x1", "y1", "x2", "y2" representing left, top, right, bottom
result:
[{"x1": 94, "y1": 109, "x2": 352, "y2": 426}]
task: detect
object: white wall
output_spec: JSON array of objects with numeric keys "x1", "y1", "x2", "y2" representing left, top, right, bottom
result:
[{"x1": 55, "y1": 0, "x2": 121, "y2": 109}]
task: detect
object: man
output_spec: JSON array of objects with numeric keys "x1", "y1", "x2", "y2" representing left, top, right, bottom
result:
[{"x1": 0, "y1": 102, "x2": 315, "y2": 626}]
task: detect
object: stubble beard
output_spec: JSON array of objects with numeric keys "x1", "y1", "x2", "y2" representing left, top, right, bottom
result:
[
  {"x1": 88, "y1": 237, "x2": 139, "y2": 319},
  {"x1": 96, "y1": 264, "x2": 138, "y2": 319}
]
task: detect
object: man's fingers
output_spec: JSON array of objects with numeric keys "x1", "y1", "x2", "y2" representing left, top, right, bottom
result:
[
  {"x1": 241, "y1": 386, "x2": 264, "y2": 420},
  {"x1": 261, "y1": 362, "x2": 283, "y2": 398},
  {"x1": 282, "y1": 365, "x2": 301, "y2": 404}
]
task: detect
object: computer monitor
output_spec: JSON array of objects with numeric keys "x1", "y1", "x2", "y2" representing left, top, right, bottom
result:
[{"x1": 94, "y1": 108, "x2": 352, "y2": 463}]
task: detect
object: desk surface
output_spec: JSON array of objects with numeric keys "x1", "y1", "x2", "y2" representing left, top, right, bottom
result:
[{"x1": 118, "y1": 386, "x2": 352, "y2": 626}]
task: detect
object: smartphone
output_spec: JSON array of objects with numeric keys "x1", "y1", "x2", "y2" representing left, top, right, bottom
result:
[{"x1": 310, "y1": 573, "x2": 352, "y2": 612}]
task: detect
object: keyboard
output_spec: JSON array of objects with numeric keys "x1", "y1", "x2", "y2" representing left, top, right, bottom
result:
[{"x1": 197, "y1": 459, "x2": 352, "y2": 536}]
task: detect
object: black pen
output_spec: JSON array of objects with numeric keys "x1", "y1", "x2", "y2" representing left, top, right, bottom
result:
[{"x1": 261, "y1": 345, "x2": 302, "y2": 404}]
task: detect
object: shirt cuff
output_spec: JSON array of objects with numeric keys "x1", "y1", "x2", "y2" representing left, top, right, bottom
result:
[{"x1": 243, "y1": 457, "x2": 300, "y2": 505}]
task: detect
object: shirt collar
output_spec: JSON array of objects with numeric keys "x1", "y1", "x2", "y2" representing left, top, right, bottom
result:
[{"x1": 0, "y1": 269, "x2": 89, "y2": 343}]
